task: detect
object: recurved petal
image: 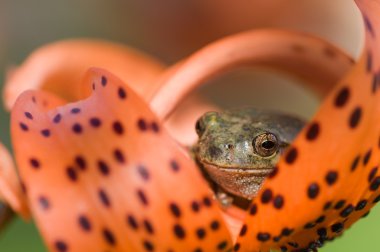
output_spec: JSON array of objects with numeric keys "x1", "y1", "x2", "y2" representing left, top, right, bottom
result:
[
  {"x1": 0, "y1": 141, "x2": 29, "y2": 218},
  {"x1": 4, "y1": 39, "x2": 165, "y2": 110},
  {"x1": 11, "y1": 68, "x2": 232, "y2": 252},
  {"x1": 237, "y1": 1, "x2": 380, "y2": 251},
  {"x1": 150, "y1": 29, "x2": 354, "y2": 119}
]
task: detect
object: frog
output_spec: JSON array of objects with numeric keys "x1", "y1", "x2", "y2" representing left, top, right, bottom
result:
[{"x1": 193, "y1": 108, "x2": 305, "y2": 208}]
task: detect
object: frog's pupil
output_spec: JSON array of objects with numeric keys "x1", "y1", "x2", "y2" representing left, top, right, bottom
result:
[{"x1": 262, "y1": 140, "x2": 275, "y2": 149}]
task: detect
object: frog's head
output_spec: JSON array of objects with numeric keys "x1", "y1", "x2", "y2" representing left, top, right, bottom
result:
[{"x1": 194, "y1": 109, "x2": 304, "y2": 198}]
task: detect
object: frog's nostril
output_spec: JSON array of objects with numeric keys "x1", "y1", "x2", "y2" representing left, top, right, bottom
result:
[{"x1": 208, "y1": 146, "x2": 223, "y2": 158}]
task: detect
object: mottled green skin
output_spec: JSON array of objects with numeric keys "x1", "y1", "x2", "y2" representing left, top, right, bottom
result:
[{"x1": 194, "y1": 108, "x2": 305, "y2": 200}]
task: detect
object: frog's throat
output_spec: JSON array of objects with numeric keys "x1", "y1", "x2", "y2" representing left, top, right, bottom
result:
[{"x1": 200, "y1": 162, "x2": 271, "y2": 199}]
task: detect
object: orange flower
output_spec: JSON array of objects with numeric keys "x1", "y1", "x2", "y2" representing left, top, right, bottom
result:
[{"x1": 0, "y1": 0, "x2": 379, "y2": 251}]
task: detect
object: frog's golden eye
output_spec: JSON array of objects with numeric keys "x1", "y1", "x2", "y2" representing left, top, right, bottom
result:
[{"x1": 253, "y1": 132, "x2": 278, "y2": 157}]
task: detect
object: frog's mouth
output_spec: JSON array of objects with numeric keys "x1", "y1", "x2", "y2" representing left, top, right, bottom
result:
[{"x1": 201, "y1": 161, "x2": 274, "y2": 176}]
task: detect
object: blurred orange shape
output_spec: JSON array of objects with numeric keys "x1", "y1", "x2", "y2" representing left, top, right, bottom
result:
[
  {"x1": 3, "y1": 39, "x2": 165, "y2": 110},
  {"x1": 0, "y1": 142, "x2": 29, "y2": 218}
]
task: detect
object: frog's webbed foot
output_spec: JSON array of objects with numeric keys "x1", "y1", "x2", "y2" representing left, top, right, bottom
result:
[{"x1": 0, "y1": 202, "x2": 14, "y2": 234}]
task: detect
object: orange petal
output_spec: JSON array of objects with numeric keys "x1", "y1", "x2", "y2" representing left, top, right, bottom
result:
[
  {"x1": 11, "y1": 69, "x2": 232, "y2": 252},
  {"x1": 150, "y1": 29, "x2": 354, "y2": 119},
  {"x1": 236, "y1": 1, "x2": 380, "y2": 251},
  {"x1": 0, "y1": 141, "x2": 29, "y2": 218},
  {"x1": 4, "y1": 39, "x2": 165, "y2": 110}
]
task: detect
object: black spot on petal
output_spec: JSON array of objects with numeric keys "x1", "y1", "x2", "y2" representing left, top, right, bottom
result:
[
  {"x1": 307, "y1": 183, "x2": 320, "y2": 199},
  {"x1": 351, "y1": 155, "x2": 361, "y2": 172},
  {"x1": 334, "y1": 87, "x2": 350, "y2": 108},
  {"x1": 89, "y1": 117, "x2": 102, "y2": 128},
  {"x1": 137, "y1": 189, "x2": 148, "y2": 206},
  {"x1": 19, "y1": 122, "x2": 28, "y2": 131},
  {"x1": 143, "y1": 240, "x2": 154, "y2": 251},
  {"x1": 285, "y1": 147, "x2": 298, "y2": 164},
  {"x1": 30, "y1": 158, "x2": 40, "y2": 169},
  {"x1": 257, "y1": 232, "x2": 271, "y2": 242},
  {"x1": 101, "y1": 76, "x2": 107, "y2": 86},
  {"x1": 137, "y1": 119, "x2": 148, "y2": 131},
  {"x1": 261, "y1": 189, "x2": 273, "y2": 204},
  {"x1": 143, "y1": 219, "x2": 154, "y2": 234},
  {"x1": 210, "y1": 220, "x2": 220, "y2": 231},
  {"x1": 75, "y1": 156, "x2": 87, "y2": 170},
  {"x1": 71, "y1": 108, "x2": 81, "y2": 114},
  {"x1": 331, "y1": 222, "x2": 344, "y2": 233},
  {"x1": 24, "y1": 112, "x2": 33, "y2": 120},
  {"x1": 98, "y1": 160, "x2": 110, "y2": 176},
  {"x1": 173, "y1": 224, "x2": 186, "y2": 239},
  {"x1": 355, "y1": 200, "x2": 368, "y2": 211},
  {"x1": 170, "y1": 160, "x2": 180, "y2": 172},
  {"x1": 169, "y1": 203, "x2": 181, "y2": 218},
  {"x1": 191, "y1": 201, "x2": 200, "y2": 212},
  {"x1": 66, "y1": 166, "x2": 78, "y2": 181},
  {"x1": 38, "y1": 196, "x2": 50, "y2": 210},
  {"x1": 53, "y1": 114, "x2": 62, "y2": 124},
  {"x1": 217, "y1": 241, "x2": 228, "y2": 250},
  {"x1": 370, "y1": 177, "x2": 380, "y2": 191},
  {"x1": 113, "y1": 149, "x2": 126, "y2": 164},
  {"x1": 126, "y1": 214, "x2": 139, "y2": 230},
  {"x1": 196, "y1": 228, "x2": 206, "y2": 239},
  {"x1": 273, "y1": 195, "x2": 284, "y2": 209},
  {"x1": 98, "y1": 189, "x2": 111, "y2": 207},
  {"x1": 78, "y1": 215, "x2": 92, "y2": 231},
  {"x1": 239, "y1": 225, "x2": 247, "y2": 236},
  {"x1": 249, "y1": 204, "x2": 258, "y2": 215},
  {"x1": 112, "y1": 121, "x2": 124, "y2": 135},
  {"x1": 349, "y1": 107, "x2": 362, "y2": 129},
  {"x1": 325, "y1": 171, "x2": 338, "y2": 186},
  {"x1": 368, "y1": 167, "x2": 378, "y2": 182},
  {"x1": 72, "y1": 123, "x2": 83, "y2": 134},
  {"x1": 334, "y1": 200, "x2": 346, "y2": 210},
  {"x1": 55, "y1": 241, "x2": 68, "y2": 252},
  {"x1": 102, "y1": 228, "x2": 116, "y2": 245},
  {"x1": 118, "y1": 87, "x2": 127, "y2": 99},
  {"x1": 363, "y1": 149, "x2": 372, "y2": 166},
  {"x1": 340, "y1": 204, "x2": 354, "y2": 218},
  {"x1": 306, "y1": 122, "x2": 320, "y2": 141}
]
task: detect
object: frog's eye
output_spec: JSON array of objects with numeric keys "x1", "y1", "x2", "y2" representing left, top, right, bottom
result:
[
  {"x1": 253, "y1": 132, "x2": 279, "y2": 157},
  {"x1": 195, "y1": 118, "x2": 206, "y2": 136},
  {"x1": 196, "y1": 111, "x2": 219, "y2": 136}
]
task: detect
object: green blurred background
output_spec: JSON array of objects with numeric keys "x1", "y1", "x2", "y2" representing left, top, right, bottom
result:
[{"x1": 0, "y1": 0, "x2": 379, "y2": 251}]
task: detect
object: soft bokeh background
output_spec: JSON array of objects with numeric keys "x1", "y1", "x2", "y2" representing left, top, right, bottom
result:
[{"x1": 0, "y1": 0, "x2": 378, "y2": 251}]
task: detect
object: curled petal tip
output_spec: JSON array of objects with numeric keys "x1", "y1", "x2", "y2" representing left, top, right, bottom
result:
[{"x1": 3, "y1": 39, "x2": 165, "y2": 111}]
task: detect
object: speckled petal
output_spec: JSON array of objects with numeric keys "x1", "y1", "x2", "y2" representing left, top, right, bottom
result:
[
  {"x1": 4, "y1": 39, "x2": 165, "y2": 110},
  {"x1": 236, "y1": 1, "x2": 380, "y2": 251},
  {"x1": 11, "y1": 69, "x2": 232, "y2": 252}
]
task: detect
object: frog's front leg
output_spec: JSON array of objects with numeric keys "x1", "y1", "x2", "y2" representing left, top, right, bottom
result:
[{"x1": 215, "y1": 188, "x2": 234, "y2": 208}]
